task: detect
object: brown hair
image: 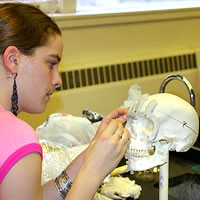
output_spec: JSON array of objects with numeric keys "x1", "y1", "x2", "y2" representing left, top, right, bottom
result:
[{"x1": 0, "y1": 3, "x2": 61, "y2": 55}]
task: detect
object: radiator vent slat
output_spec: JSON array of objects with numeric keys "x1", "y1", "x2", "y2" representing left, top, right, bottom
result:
[{"x1": 57, "y1": 53, "x2": 197, "y2": 91}]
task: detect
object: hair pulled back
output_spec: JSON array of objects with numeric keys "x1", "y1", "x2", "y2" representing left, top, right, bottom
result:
[{"x1": 0, "y1": 3, "x2": 61, "y2": 55}]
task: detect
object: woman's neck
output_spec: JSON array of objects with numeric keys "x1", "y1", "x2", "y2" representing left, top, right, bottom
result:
[
  {"x1": 0, "y1": 61, "x2": 15, "y2": 112},
  {"x1": 0, "y1": 79, "x2": 13, "y2": 112},
  {"x1": 0, "y1": 92, "x2": 11, "y2": 112}
]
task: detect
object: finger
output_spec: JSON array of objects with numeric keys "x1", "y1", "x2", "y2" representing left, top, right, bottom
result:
[
  {"x1": 112, "y1": 108, "x2": 129, "y2": 125},
  {"x1": 112, "y1": 120, "x2": 124, "y2": 140},
  {"x1": 98, "y1": 108, "x2": 129, "y2": 132},
  {"x1": 121, "y1": 140, "x2": 130, "y2": 156},
  {"x1": 120, "y1": 134, "x2": 131, "y2": 156},
  {"x1": 116, "y1": 114, "x2": 127, "y2": 125},
  {"x1": 102, "y1": 119, "x2": 120, "y2": 136},
  {"x1": 118, "y1": 128, "x2": 130, "y2": 146},
  {"x1": 107, "y1": 108, "x2": 129, "y2": 120}
]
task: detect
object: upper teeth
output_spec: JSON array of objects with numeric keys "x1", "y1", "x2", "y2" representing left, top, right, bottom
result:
[
  {"x1": 128, "y1": 149, "x2": 149, "y2": 157},
  {"x1": 127, "y1": 146, "x2": 155, "y2": 158}
]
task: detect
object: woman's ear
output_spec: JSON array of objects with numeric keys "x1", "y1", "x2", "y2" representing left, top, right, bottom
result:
[{"x1": 2, "y1": 46, "x2": 20, "y2": 74}]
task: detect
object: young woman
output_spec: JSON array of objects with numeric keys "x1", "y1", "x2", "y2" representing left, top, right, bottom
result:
[{"x1": 0, "y1": 3, "x2": 130, "y2": 200}]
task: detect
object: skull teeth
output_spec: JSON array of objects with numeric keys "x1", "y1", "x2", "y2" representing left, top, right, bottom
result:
[{"x1": 129, "y1": 149, "x2": 150, "y2": 157}]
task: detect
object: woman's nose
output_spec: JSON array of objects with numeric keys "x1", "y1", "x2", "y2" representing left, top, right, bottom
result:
[{"x1": 52, "y1": 72, "x2": 62, "y2": 88}]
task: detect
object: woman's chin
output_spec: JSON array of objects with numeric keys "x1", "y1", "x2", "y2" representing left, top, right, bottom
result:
[{"x1": 23, "y1": 105, "x2": 47, "y2": 114}]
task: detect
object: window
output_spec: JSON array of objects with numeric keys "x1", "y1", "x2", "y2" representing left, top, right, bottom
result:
[
  {"x1": 1, "y1": 0, "x2": 200, "y2": 14},
  {"x1": 77, "y1": 0, "x2": 200, "y2": 13}
]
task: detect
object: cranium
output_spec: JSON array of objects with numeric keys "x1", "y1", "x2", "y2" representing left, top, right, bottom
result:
[{"x1": 125, "y1": 93, "x2": 199, "y2": 172}]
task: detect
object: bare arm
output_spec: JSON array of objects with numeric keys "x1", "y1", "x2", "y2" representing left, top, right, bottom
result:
[
  {"x1": 1, "y1": 153, "x2": 43, "y2": 200},
  {"x1": 0, "y1": 150, "x2": 87, "y2": 200},
  {"x1": 42, "y1": 150, "x2": 87, "y2": 200}
]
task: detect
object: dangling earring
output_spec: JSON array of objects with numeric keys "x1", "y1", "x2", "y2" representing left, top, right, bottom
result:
[{"x1": 11, "y1": 73, "x2": 18, "y2": 116}]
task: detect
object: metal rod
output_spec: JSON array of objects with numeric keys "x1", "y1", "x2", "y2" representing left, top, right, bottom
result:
[{"x1": 159, "y1": 74, "x2": 195, "y2": 108}]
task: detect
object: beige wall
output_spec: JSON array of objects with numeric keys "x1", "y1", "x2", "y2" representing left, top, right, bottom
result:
[
  {"x1": 19, "y1": 8, "x2": 200, "y2": 129},
  {"x1": 55, "y1": 8, "x2": 200, "y2": 70}
]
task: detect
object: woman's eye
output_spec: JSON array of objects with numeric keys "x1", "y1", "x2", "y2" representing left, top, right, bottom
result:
[{"x1": 48, "y1": 62, "x2": 56, "y2": 68}]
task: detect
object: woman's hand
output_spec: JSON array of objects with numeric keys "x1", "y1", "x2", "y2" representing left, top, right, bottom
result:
[
  {"x1": 97, "y1": 107, "x2": 129, "y2": 135},
  {"x1": 82, "y1": 108, "x2": 130, "y2": 182}
]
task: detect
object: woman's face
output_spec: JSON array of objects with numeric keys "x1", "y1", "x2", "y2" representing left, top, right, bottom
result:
[{"x1": 17, "y1": 34, "x2": 63, "y2": 114}]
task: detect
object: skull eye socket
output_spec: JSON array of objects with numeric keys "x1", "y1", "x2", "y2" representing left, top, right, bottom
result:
[{"x1": 133, "y1": 116, "x2": 154, "y2": 135}]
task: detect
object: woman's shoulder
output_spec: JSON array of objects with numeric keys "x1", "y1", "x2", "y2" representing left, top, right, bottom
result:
[
  {"x1": 0, "y1": 110, "x2": 41, "y2": 157},
  {"x1": 0, "y1": 110, "x2": 36, "y2": 140},
  {"x1": 0, "y1": 110, "x2": 43, "y2": 184}
]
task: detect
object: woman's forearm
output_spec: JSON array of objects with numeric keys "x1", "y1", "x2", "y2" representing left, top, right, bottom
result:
[
  {"x1": 42, "y1": 150, "x2": 87, "y2": 200},
  {"x1": 65, "y1": 163, "x2": 103, "y2": 200},
  {"x1": 42, "y1": 150, "x2": 86, "y2": 200},
  {"x1": 66, "y1": 149, "x2": 87, "y2": 181},
  {"x1": 42, "y1": 180, "x2": 62, "y2": 200}
]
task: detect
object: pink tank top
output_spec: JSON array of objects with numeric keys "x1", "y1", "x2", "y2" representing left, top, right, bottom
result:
[{"x1": 0, "y1": 105, "x2": 43, "y2": 184}]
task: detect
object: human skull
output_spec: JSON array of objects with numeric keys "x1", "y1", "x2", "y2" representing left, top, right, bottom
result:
[{"x1": 125, "y1": 93, "x2": 199, "y2": 172}]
